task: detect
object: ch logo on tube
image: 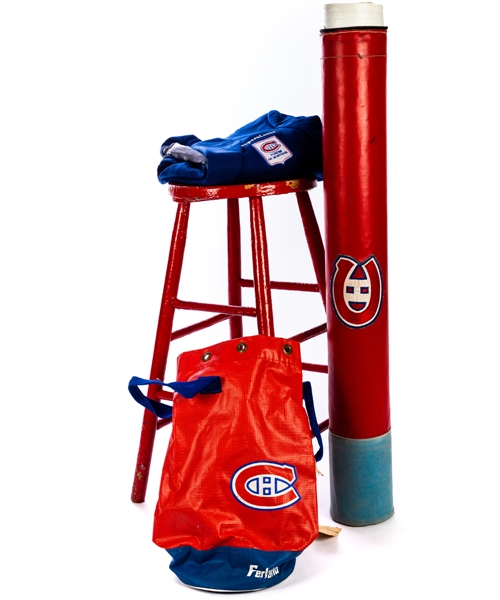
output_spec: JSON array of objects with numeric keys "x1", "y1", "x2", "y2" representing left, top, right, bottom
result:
[
  {"x1": 231, "y1": 462, "x2": 300, "y2": 510},
  {"x1": 331, "y1": 255, "x2": 383, "y2": 328}
]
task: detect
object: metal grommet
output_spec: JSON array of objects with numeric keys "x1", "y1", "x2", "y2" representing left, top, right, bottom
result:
[
  {"x1": 283, "y1": 344, "x2": 293, "y2": 355},
  {"x1": 201, "y1": 351, "x2": 211, "y2": 362},
  {"x1": 236, "y1": 342, "x2": 248, "y2": 353}
]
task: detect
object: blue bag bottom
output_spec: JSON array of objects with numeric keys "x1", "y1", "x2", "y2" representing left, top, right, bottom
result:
[{"x1": 167, "y1": 546, "x2": 300, "y2": 592}]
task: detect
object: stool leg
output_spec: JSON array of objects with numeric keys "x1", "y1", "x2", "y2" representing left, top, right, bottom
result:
[
  {"x1": 131, "y1": 201, "x2": 190, "y2": 503},
  {"x1": 249, "y1": 196, "x2": 275, "y2": 336},
  {"x1": 227, "y1": 198, "x2": 243, "y2": 338},
  {"x1": 296, "y1": 190, "x2": 327, "y2": 308}
]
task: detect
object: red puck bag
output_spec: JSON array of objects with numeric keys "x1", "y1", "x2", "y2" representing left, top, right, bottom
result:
[{"x1": 129, "y1": 335, "x2": 323, "y2": 592}]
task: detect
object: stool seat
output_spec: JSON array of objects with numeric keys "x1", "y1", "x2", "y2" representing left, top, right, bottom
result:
[
  {"x1": 168, "y1": 179, "x2": 317, "y2": 202},
  {"x1": 131, "y1": 178, "x2": 327, "y2": 503}
]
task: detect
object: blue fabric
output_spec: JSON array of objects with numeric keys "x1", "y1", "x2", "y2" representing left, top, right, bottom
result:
[
  {"x1": 303, "y1": 381, "x2": 324, "y2": 462},
  {"x1": 157, "y1": 110, "x2": 323, "y2": 186},
  {"x1": 167, "y1": 546, "x2": 299, "y2": 591},
  {"x1": 329, "y1": 430, "x2": 394, "y2": 526},
  {"x1": 128, "y1": 375, "x2": 222, "y2": 420}
]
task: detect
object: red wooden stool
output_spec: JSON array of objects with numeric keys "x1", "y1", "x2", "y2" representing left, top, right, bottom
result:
[{"x1": 131, "y1": 178, "x2": 328, "y2": 503}]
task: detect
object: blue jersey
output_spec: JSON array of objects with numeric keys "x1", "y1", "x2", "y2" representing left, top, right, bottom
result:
[{"x1": 157, "y1": 110, "x2": 322, "y2": 186}]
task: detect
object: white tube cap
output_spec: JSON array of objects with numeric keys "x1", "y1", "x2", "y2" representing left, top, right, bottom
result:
[{"x1": 324, "y1": 3, "x2": 384, "y2": 29}]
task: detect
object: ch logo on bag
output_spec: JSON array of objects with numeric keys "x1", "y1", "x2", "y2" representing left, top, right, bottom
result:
[
  {"x1": 231, "y1": 462, "x2": 300, "y2": 510},
  {"x1": 331, "y1": 254, "x2": 383, "y2": 328}
]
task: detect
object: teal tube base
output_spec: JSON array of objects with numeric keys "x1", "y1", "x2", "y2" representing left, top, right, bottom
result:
[{"x1": 329, "y1": 430, "x2": 394, "y2": 526}]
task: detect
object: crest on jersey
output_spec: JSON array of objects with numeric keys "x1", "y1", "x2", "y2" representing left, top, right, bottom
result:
[
  {"x1": 252, "y1": 136, "x2": 293, "y2": 165},
  {"x1": 331, "y1": 255, "x2": 383, "y2": 328},
  {"x1": 231, "y1": 462, "x2": 300, "y2": 511}
]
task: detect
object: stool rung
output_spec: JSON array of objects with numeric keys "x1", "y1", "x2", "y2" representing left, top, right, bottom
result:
[
  {"x1": 157, "y1": 417, "x2": 172, "y2": 431},
  {"x1": 302, "y1": 362, "x2": 328, "y2": 374},
  {"x1": 172, "y1": 314, "x2": 231, "y2": 340},
  {"x1": 318, "y1": 419, "x2": 329, "y2": 433},
  {"x1": 290, "y1": 323, "x2": 327, "y2": 343},
  {"x1": 173, "y1": 299, "x2": 257, "y2": 317},
  {"x1": 240, "y1": 278, "x2": 319, "y2": 293}
]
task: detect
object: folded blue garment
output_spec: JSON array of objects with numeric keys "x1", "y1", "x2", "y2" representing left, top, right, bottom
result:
[{"x1": 157, "y1": 110, "x2": 323, "y2": 186}]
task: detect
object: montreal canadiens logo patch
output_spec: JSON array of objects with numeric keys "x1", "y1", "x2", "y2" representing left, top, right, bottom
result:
[
  {"x1": 231, "y1": 462, "x2": 300, "y2": 510},
  {"x1": 331, "y1": 255, "x2": 383, "y2": 328},
  {"x1": 252, "y1": 136, "x2": 293, "y2": 166}
]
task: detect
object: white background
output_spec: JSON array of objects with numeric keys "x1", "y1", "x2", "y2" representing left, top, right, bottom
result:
[{"x1": 1, "y1": 1, "x2": 499, "y2": 598}]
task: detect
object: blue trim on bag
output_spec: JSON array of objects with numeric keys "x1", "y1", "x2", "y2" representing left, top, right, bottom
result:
[
  {"x1": 167, "y1": 546, "x2": 299, "y2": 591},
  {"x1": 128, "y1": 375, "x2": 222, "y2": 420}
]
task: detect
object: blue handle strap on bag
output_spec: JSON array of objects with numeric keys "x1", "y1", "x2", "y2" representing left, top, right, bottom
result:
[
  {"x1": 128, "y1": 375, "x2": 222, "y2": 420},
  {"x1": 303, "y1": 381, "x2": 323, "y2": 462}
]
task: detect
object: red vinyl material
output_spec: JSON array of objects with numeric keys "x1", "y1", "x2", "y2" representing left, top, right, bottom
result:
[
  {"x1": 322, "y1": 29, "x2": 390, "y2": 439},
  {"x1": 153, "y1": 336, "x2": 318, "y2": 552}
]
